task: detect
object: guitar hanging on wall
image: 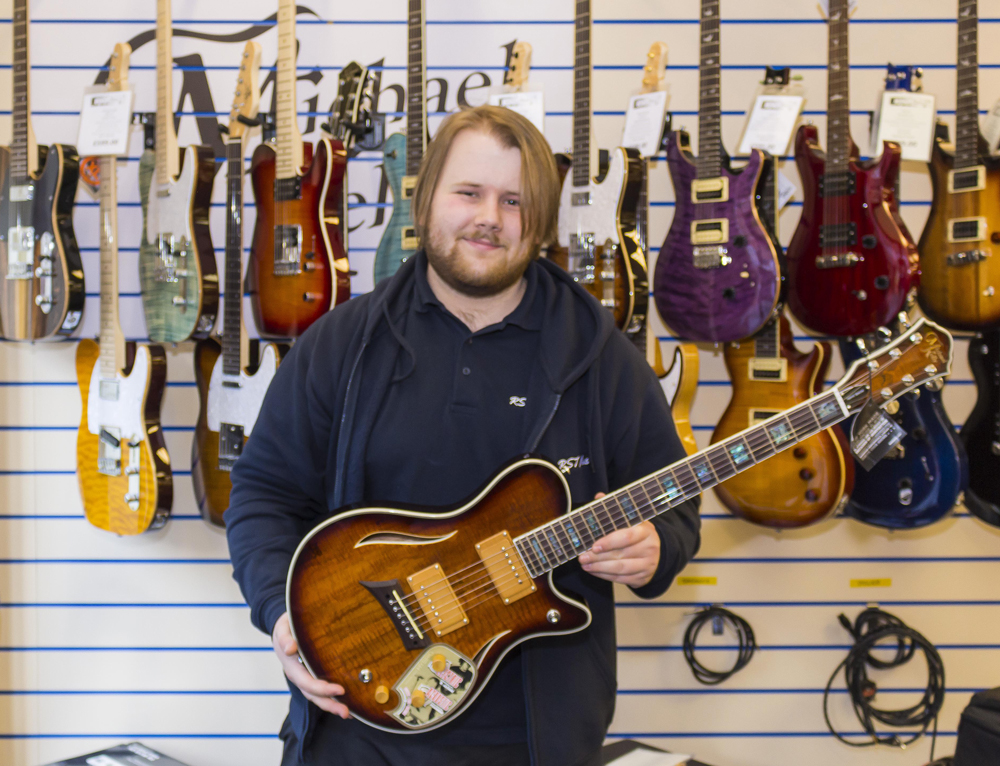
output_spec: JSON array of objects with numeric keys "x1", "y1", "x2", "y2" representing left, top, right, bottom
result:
[
  {"x1": 0, "y1": 0, "x2": 85, "y2": 340},
  {"x1": 76, "y1": 44, "x2": 173, "y2": 536},
  {"x1": 137, "y1": 0, "x2": 218, "y2": 343},
  {"x1": 959, "y1": 331, "x2": 1000, "y2": 528}
]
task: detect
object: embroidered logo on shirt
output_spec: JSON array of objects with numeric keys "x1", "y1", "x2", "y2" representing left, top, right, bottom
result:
[
  {"x1": 509, "y1": 396, "x2": 527, "y2": 407},
  {"x1": 557, "y1": 455, "x2": 590, "y2": 474}
]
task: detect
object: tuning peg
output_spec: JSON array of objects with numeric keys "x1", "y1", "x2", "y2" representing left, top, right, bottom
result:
[
  {"x1": 855, "y1": 337, "x2": 867, "y2": 353},
  {"x1": 877, "y1": 326, "x2": 893, "y2": 340},
  {"x1": 897, "y1": 311, "x2": 911, "y2": 329}
]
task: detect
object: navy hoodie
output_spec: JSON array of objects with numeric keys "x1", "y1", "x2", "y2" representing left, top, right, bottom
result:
[{"x1": 225, "y1": 252, "x2": 702, "y2": 765}]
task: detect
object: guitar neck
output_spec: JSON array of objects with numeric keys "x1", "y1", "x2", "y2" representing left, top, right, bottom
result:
[
  {"x1": 825, "y1": 0, "x2": 851, "y2": 173},
  {"x1": 516, "y1": 388, "x2": 853, "y2": 575},
  {"x1": 155, "y1": 0, "x2": 179, "y2": 184},
  {"x1": 571, "y1": 0, "x2": 593, "y2": 186},
  {"x1": 405, "y1": 0, "x2": 427, "y2": 177},
  {"x1": 955, "y1": 0, "x2": 980, "y2": 168},
  {"x1": 11, "y1": 0, "x2": 31, "y2": 182},
  {"x1": 754, "y1": 316, "x2": 779, "y2": 359},
  {"x1": 98, "y1": 156, "x2": 126, "y2": 378},
  {"x1": 276, "y1": 0, "x2": 304, "y2": 179},
  {"x1": 222, "y1": 138, "x2": 246, "y2": 376},
  {"x1": 696, "y1": 0, "x2": 722, "y2": 179}
]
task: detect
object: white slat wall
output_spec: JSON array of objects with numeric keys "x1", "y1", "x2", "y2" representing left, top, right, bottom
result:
[{"x1": 1, "y1": 1, "x2": 999, "y2": 764}]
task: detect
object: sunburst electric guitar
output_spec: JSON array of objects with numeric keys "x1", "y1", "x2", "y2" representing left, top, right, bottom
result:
[{"x1": 77, "y1": 45, "x2": 172, "y2": 535}]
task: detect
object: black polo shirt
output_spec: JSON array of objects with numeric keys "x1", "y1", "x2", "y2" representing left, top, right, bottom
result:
[{"x1": 364, "y1": 259, "x2": 545, "y2": 743}]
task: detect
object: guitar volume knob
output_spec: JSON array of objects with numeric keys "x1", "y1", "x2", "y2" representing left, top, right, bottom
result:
[{"x1": 375, "y1": 685, "x2": 390, "y2": 704}]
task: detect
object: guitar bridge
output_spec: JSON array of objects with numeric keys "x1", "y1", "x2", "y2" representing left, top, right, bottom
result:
[
  {"x1": 568, "y1": 233, "x2": 596, "y2": 284},
  {"x1": 948, "y1": 249, "x2": 990, "y2": 266},
  {"x1": 274, "y1": 225, "x2": 303, "y2": 275},
  {"x1": 217, "y1": 423, "x2": 245, "y2": 471},
  {"x1": 692, "y1": 245, "x2": 731, "y2": 269},
  {"x1": 153, "y1": 233, "x2": 190, "y2": 290},
  {"x1": 6, "y1": 224, "x2": 35, "y2": 280},
  {"x1": 815, "y1": 252, "x2": 860, "y2": 269},
  {"x1": 98, "y1": 427, "x2": 122, "y2": 476},
  {"x1": 361, "y1": 580, "x2": 431, "y2": 651},
  {"x1": 124, "y1": 439, "x2": 141, "y2": 512}
]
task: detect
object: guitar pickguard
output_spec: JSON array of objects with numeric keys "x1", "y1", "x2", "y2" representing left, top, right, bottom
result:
[
  {"x1": 556, "y1": 149, "x2": 627, "y2": 249},
  {"x1": 87, "y1": 346, "x2": 150, "y2": 444},
  {"x1": 206, "y1": 343, "x2": 279, "y2": 435}
]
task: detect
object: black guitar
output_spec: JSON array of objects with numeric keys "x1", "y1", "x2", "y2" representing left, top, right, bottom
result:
[{"x1": 962, "y1": 331, "x2": 1000, "y2": 527}]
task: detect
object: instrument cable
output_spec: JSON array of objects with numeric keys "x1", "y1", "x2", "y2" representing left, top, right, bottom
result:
[
  {"x1": 823, "y1": 607, "x2": 946, "y2": 758},
  {"x1": 682, "y1": 605, "x2": 756, "y2": 685}
]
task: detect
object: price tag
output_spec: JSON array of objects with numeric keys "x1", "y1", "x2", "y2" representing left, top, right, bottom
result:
[
  {"x1": 850, "y1": 401, "x2": 907, "y2": 471},
  {"x1": 488, "y1": 91, "x2": 545, "y2": 134},
  {"x1": 871, "y1": 91, "x2": 936, "y2": 162},
  {"x1": 777, "y1": 170, "x2": 796, "y2": 210},
  {"x1": 983, "y1": 98, "x2": 1000, "y2": 153},
  {"x1": 737, "y1": 94, "x2": 804, "y2": 156},
  {"x1": 77, "y1": 87, "x2": 134, "y2": 157},
  {"x1": 621, "y1": 91, "x2": 669, "y2": 158}
]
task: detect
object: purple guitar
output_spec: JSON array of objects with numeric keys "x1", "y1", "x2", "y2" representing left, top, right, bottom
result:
[{"x1": 653, "y1": 0, "x2": 782, "y2": 343}]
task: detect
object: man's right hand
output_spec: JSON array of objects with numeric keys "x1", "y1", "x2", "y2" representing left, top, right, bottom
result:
[{"x1": 272, "y1": 612, "x2": 351, "y2": 719}]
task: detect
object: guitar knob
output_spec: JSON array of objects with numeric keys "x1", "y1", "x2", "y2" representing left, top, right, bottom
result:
[
  {"x1": 799, "y1": 469, "x2": 814, "y2": 480},
  {"x1": 793, "y1": 447, "x2": 807, "y2": 459},
  {"x1": 805, "y1": 489, "x2": 818, "y2": 502},
  {"x1": 431, "y1": 654, "x2": 447, "y2": 673},
  {"x1": 722, "y1": 287, "x2": 736, "y2": 300},
  {"x1": 375, "y1": 685, "x2": 390, "y2": 704},
  {"x1": 991, "y1": 442, "x2": 1000, "y2": 457},
  {"x1": 411, "y1": 689, "x2": 426, "y2": 708}
]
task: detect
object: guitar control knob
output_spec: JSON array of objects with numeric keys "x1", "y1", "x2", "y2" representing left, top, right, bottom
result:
[
  {"x1": 734, "y1": 235, "x2": 747, "y2": 247},
  {"x1": 793, "y1": 447, "x2": 807, "y2": 459},
  {"x1": 799, "y1": 469, "x2": 814, "y2": 481},
  {"x1": 431, "y1": 654, "x2": 447, "y2": 673},
  {"x1": 375, "y1": 686, "x2": 390, "y2": 704},
  {"x1": 411, "y1": 690, "x2": 426, "y2": 708},
  {"x1": 805, "y1": 489, "x2": 818, "y2": 502},
  {"x1": 991, "y1": 441, "x2": 1000, "y2": 457}
]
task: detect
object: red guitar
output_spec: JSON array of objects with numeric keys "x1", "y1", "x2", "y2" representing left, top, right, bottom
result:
[{"x1": 784, "y1": 0, "x2": 918, "y2": 337}]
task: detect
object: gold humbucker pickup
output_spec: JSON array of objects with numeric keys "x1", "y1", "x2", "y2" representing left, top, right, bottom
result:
[
  {"x1": 401, "y1": 175, "x2": 418, "y2": 200},
  {"x1": 408, "y1": 564, "x2": 468, "y2": 637},
  {"x1": 948, "y1": 165, "x2": 986, "y2": 193},
  {"x1": 690, "y1": 219, "x2": 729, "y2": 245},
  {"x1": 948, "y1": 217, "x2": 988, "y2": 243},
  {"x1": 691, "y1": 177, "x2": 729, "y2": 203},
  {"x1": 749, "y1": 358, "x2": 788, "y2": 382},
  {"x1": 476, "y1": 531, "x2": 536, "y2": 605},
  {"x1": 401, "y1": 227, "x2": 420, "y2": 250},
  {"x1": 749, "y1": 409, "x2": 780, "y2": 427}
]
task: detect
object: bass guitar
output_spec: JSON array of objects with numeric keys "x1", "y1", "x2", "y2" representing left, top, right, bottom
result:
[
  {"x1": 960, "y1": 331, "x2": 1000, "y2": 528},
  {"x1": 248, "y1": 0, "x2": 350, "y2": 337},
  {"x1": 287, "y1": 318, "x2": 951, "y2": 732},
  {"x1": 785, "y1": 0, "x2": 918, "y2": 337},
  {"x1": 652, "y1": 0, "x2": 781, "y2": 344},
  {"x1": 76, "y1": 45, "x2": 172, "y2": 536},
  {"x1": 710, "y1": 313, "x2": 852, "y2": 528},
  {"x1": 138, "y1": 0, "x2": 218, "y2": 343},
  {"x1": 0, "y1": 0, "x2": 84, "y2": 340},
  {"x1": 918, "y1": 0, "x2": 1000, "y2": 331},
  {"x1": 838, "y1": 319, "x2": 968, "y2": 529},
  {"x1": 372, "y1": 0, "x2": 427, "y2": 285}
]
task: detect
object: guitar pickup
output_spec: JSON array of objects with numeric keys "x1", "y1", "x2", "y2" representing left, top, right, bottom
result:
[
  {"x1": 948, "y1": 249, "x2": 990, "y2": 266},
  {"x1": 401, "y1": 227, "x2": 419, "y2": 250},
  {"x1": 749, "y1": 358, "x2": 788, "y2": 382},
  {"x1": 818, "y1": 171, "x2": 856, "y2": 198},
  {"x1": 407, "y1": 564, "x2": 468, "y2": 638},
  {"x1": 217, "y1": 423, "x2": 245, "y2": 471},
  {"x1": 401, "y1": 175, "x2": 417, "y2": 200},
  {"x1": 476, "y1": 531, "x2": 536, "y2": 605},
  {"x1": 571, "y1": 191, "x2": 591, "y2": 206},
  {"x1": 749, "y1": 409, "x2": 780, "y2": 427},
  {"x1": 98, "y1": 426, "x2": 122, "y2": 476},
  {"x1": 948, "y1": 165, "x2": 986, "y2": 193},
  {"x1": 691, "y1": 177, "x2": 728, "y2": 203},
  {"x1": 273, "y1": 176, "x2": 302, "y2": 202},
  {"x1": 819, "y1": 222, "x2": 857, "y2": 248},
  {"x1": 692, "y1": 245, "x2": 731, "y2": 269},
  {"x1": 948, "y1": 217, "x2": 987, "y2": 243},
  {"x1": 690, "y1": 220, "x2": 729, "y2": 246}
]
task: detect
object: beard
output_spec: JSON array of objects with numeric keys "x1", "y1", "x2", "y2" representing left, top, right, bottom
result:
[{"x1": 424, "y1": 224, "x2": 534, "y2": 298}]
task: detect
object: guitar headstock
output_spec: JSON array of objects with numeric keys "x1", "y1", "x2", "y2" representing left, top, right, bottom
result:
[
  {"x1": 884, "y1": 63, "x2": 923, "y2": 93},
  {"x1": 329, "y1": 61, "x2": 371, "y2": 143},
  {"x1": 228, "y1": 41, "x2": 262, "y2": 141},
  {"x1": 640, "y1": 42, "x2": 669, "y2": 95},
  {"x1": 835, "y1": 318, "x2": 953, "y2": 413},
  {"x1": 107, "y1": 43, "x2": 131, "y2": 92},
  {"x1": 503, "y1": 41, "x2": 533, "y2": 91}
]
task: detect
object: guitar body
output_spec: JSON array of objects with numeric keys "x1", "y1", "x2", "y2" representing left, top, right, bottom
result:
[
  {"x1": 373, "y1": 132, "x2": 417, "y2": 286},
  {"x1": 0, "y1": 142, "x2": 84, "y2": 339},
  {"x1": 138, "y1": 144, "x2": 218, "y2": 343},
  {"x1": 248, "y1": 138, "x2": 350, "y2": 337},
  {"x1": 918, "y1": 135, "x2": 1000, "y2": 331},
  {"x1": 839, "y1": 340, "x2": 967, "y2": 529},
  {"x1": 710, "y1": 324, "x2": 853, "y2": 528},
  {"x1": 961, "y1": 332, "x2": 1000, "y2": 527},
  {"x1": 192, "y1": 338, "x2": 284, "y2": 527},
  {"x1": 288, "y1": 458, "x2": 590, "y2": 733},
  {"x1": 653, "y1": 131, "x2": 781, "y2": 343},
  {"x1": 75, "y1": 338, "x2": 172, "y2": 535},
  {"x1": 786, "y1": 125, "x2": 919, "y2": 336},
  {"x1": 551, "y1": 147, "x2": 646, "y2": 330}
]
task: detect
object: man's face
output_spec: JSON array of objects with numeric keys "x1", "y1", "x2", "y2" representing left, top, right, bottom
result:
[{"x1": 424, "y1": 129, "x2": 531, "y2": 297}]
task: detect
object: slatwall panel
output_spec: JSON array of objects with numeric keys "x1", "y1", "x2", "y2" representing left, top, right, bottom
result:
[{"x1": 0, "y1": 0, "x2": 998, "y2": 764}]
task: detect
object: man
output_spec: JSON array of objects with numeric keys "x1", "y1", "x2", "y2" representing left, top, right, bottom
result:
[{"x1": 226, "y1": 105, "x2": 701, "y2": 766}]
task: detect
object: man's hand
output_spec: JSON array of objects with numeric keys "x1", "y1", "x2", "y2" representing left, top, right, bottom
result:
[
  {"x1": 578, "y1": 494, "x2": 661, "y2": 588},
  {"x1": 272, "y1": 612, "x2": 350, "y2": 718}
]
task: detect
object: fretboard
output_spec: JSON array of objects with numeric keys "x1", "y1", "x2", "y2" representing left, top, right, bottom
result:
[
  {"x1": 11, "y1": 0, "x2": 29, "y2": 182},
  {"x1": 222, "y1": 139, "x2": 245, "y2": 377},
  {"x1": 276, "y1": 0, "x2": 304, "y2": 179},
  {"x1": 696, "y1": 0, "x2": 722, "y2": 180},
  {"x1": 825, "y1": 0, "x2": 851, "y2": 174},
  {"x1": 955, "y1": 0, "x2": 980, "y2": 169},
  {"x1": 754, "y1": 318, "x2": 779, "y2": 359},
  {"x1": 515, "y1": 390, "x2": 850, "y2": 576},
  {"x1": 571, "y1": 0, "x2": 592, "y2": 187},
  {"x1": 636, "y1": 160, "x2": 649, "y2": 256},
  {"x1": 405, "y1": 0, "x2": 428, "y2": 177},
  {"x1": 98, "y1": 156, "x2": 124, "y2": 380},
  {"x1": 155, "y1": 0, "x2": 178, "y2": 185}
]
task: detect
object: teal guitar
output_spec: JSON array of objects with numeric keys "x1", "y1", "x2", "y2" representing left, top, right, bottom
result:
[{"x1": 372, "y1": 0, "x2": 427, "y2": 285}]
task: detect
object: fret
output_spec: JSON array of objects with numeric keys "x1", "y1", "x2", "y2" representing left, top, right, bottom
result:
[
  {"x1": 763, "y1": 415, "x2": 796, "y2": 450},
  {"x1": 221, "y1": 138, "x2": 245, "y2": 377},
  {"x1": 744, "y1": 425, "x2": 776, "y2": 462},
  {"x1": 580, "y1": 506, "x2": 605, "y2": 541},
  {"x1": 98, "y1": 153, "x2": 123, "y2": 379},
  {"x1": 405, "y1": 0, "x2": 427, "y2": 176},
  {"x1": 671, "y1": 462, "x2": 698, "y2": 500},
  {"x1": 527, "y1": 532, "x2": 552, "y2": 571},
  {"x1": 652, "y1": 468, "x2": 685, "y2": 506},
  {"x1": 754, "y1": 319, "x2": 779, "y2": 359},
  {"x1": 687, "y1": 454, "x2": 718, "y2": 490},
  {"x1": 723, "y1": 435, "x2": 757, "y2": 469},
  {"x1": 561, "y1": 517, "x2": 587, "y2": 553},
  {"x1": 705, "y1": 444, "x2": 737, "y2": 483},
  {"x1": 955, "y1": 0, "x2": 980, "y2": 168},
  {"x1": 696, "y1": 0, "x2": 722, "y2": 179},
  {"x1": 275, "y1": 0, "x2": 305, "y2": 180},
  {"x1": 516, "y1": 537, "x2": 542, "y2": 576},
  {"x1": 616, "y1": 491, "x2": 642, "y2": 525},
  {"x1": 787, "y1": 405, "x2": 818, "y2": 441},
  {"x1": 812, "y1": 395, "x2": 843, "y2": 428},
  {"x1": 634, "y1": 479, "x2": 661, "y2": 521},
  {"x1": 568, "y1": 510, "x2": 597, "y2": 550},
  {"x1": 10, "y1": 0, "x2": 29, "y2": 181},
  {"x1": 155, "y1": 0, "x2": 179, "y2": 186},
  {"x1": 571, "y1": 0, "x2": 592, "y2": 187},
  {"x1": 541, "y1": 524, "x2": 570, "y2": 566}
]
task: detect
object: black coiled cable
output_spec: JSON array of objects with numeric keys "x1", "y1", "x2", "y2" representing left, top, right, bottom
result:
[
  {"x1": 824, "y1": 607, "x2": 946, "y2": 757},
  {"x1": 682, "y1": 605, "x2": 756, "y2": 685}
]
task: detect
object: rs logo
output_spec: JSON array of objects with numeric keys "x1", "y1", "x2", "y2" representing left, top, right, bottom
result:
[{"x1": 509, "y1": 396, "x2": 526, "y2": 407}]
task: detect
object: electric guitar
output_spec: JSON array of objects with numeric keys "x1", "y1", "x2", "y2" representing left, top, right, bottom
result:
[
  {"x1": 661, "y1": 343, "x2": 700, "y2": 457},
  {"x1": 550, "y1": 0, "x2": 644, "y2": 333},
  {"x1": 192, "y1": 43, "x2": 285, "y2": 528},
  {"x1": 918, "y1": 0, "x2": 1000, "y2": 331},
  {"x1": 839, "y1": 319, "x2": 968, "y2": 529},
  {"x1": 709, "y1": 313, "x2": 853, "y2": 528},
  {"x1": 960, "y1": 331, "x2": 1000, "y2": 528},
  {"x1": 652, "y1": 0, "x2": 781, "y2": 344},
  {"x1": 287, "y1": 317, "x2": 952, "y2": 733},
  {"x1": 137, "y1": 0, "x2": 218, "y2": 343},
  {"x1": 76, "y1": 45, "x2": 172, "y2": 536},
  {"x1": 372, "y1": 0, "x2": 427, "y2": 285},
  {"x1": 785, "y1": 0, "x2": 919, "y2": 337},
  {"x1": 247, "y1": 0, "x2": 350, "y2": 337},
  {"x1": 0, "y1": 0, "x2": 84, "y2": 340}
]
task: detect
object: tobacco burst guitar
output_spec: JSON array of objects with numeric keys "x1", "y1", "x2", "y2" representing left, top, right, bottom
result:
[
  {"x1": 918, "y1": 0, "x2": 1000, "y2": 331},
  {"x1": 138, "y1": 0, "x2": 218, "y2": 343},
  {"x1": 247, "y1": 0, "x2": 350, "y2": 337},
  {"x1": 77, "y1": 44, "x2": 172, "y2": 536},
  {"x1": 287, "y1": 318, "x2": 952, "y2": 732},
  {"x1": 0, "y1": 0, "x2": 84, "y2": 340}
]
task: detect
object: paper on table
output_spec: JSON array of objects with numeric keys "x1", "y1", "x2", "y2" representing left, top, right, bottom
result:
[
  {"x1": 737, "y1": 94, "x2": 803, "y2": 156},
  {"x1": 621, "y1": 91, "x2": 669, "y2": 158}
]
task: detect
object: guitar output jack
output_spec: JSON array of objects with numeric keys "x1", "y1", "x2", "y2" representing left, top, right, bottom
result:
[
  {"x1": 546, "y1": 609, "x2": 561, "y2": 623},
  {"x1": 359, "y1": 669, "x2": 372, "y2": 683}
]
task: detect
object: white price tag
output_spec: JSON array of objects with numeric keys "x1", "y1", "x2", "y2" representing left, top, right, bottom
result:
[
  {"x1": 77, "y1": 87, "x2": 134, "y2": 157},
  {"x1": 621, "y1": 91, "x2": 669, "y2": 158},
  {"x1": 982, "y1": 98, "x2": 1000, "y2": 153},
  {"x1": 777, "y1": 171, "x2": 797, "y2": 211},
  {"x1": 737, "y1": 94, "x2": 804, "y2": 156},
  {"x1": 488, "y1": 91, "x2": 545, "y2": 134},
  {"x1": 86, "y1": 757, "x2": 128, "y2": 766},
  {"x1": 872, "y1": 91, "x2": 936, "y2": 162}
]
